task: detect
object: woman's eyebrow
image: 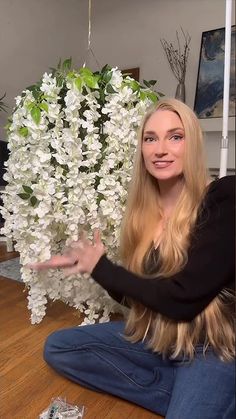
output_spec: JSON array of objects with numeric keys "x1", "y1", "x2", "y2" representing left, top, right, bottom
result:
[
  {"x1": 143, "y1": 130, "x2": 156, "y2": 135},
  {"x1": 167, "y1": 127, "x2": 184, "y2": 133},
  {"x1": 143, "y1": 128, "x2": 184, "y2": 135}
]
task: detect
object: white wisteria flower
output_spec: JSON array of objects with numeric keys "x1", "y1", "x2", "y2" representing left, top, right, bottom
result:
[{"x1": 1, "y1": 60, "x2": 162, "y2": 324}]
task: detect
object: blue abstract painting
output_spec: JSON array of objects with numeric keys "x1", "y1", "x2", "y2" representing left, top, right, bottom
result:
[{"x1": 194, "y1": 26, "x2": 235, "y2": 118}]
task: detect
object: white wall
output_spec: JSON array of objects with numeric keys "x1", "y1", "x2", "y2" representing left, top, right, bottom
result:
[
  {"x1": 0, "y1": 0, "x2": 88, "y2": 137},
  {"x1": 0, "y1": 0, "x2": 235, "y2": 169}
]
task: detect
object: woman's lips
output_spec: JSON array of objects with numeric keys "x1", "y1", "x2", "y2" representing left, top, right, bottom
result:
[{"x1": 153, "y1": 161, "x2": 173, "y2": 168}]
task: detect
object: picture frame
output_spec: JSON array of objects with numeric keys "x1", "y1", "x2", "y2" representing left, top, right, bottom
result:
[
  {"x1": 121, "y1": 67, "x2": 140, "y2": 81},
  {"x1": 194, "y1": 26, "x2": 235, "y2": 119}
]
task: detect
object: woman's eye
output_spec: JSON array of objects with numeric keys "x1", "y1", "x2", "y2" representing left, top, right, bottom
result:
[
  {"x1": 143, "y1": 137, "x2": 155, "y2": 142},
  {"x1": 170, "y1": 135, "x2": 183, "y2": 141}
]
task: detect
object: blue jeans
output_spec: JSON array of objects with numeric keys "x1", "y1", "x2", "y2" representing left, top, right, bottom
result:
[{"x1": 44, "y1": 321, "x2": 235, "y2": 419}]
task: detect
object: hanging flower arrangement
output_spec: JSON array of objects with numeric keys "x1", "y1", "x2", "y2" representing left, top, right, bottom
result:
[{"x1": 1, "y1": 59, "x2": 162, "y2": 324}]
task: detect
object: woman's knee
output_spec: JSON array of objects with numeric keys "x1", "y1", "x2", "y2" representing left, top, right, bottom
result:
[
  {"x1": 44, "y1": 329, "x2": 63, "y2": 365},
  {"x1": 43, "y1": 328, "x2": 78, "y2": 364},
  {"x1": 43, "y1": 325, "x2": 101, "y2": 365},
  {"x1": 43, "y1": 322, "x2": 125, "y2": 368}
]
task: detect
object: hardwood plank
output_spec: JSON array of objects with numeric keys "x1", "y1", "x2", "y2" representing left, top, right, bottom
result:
[{"x1": 0, "y1": 242, "x2": 164, "y2": 418}]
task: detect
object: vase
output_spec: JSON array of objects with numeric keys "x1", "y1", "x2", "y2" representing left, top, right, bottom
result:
[{"x1": 175, "y1": 82, "x2": 185, "y2": 103}]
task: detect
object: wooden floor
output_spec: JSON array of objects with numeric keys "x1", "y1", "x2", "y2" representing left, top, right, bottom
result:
[{"x1": 0, "y1": 242, "x2": 164, "y2": 418}]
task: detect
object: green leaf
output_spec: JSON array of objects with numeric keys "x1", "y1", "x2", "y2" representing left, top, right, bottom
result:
[
  {"x1": 56, "y1": 75, "x2": 64, "y2": 87},
  {"x1": 31, "y1": 88, "x2": 41, "y2": 101},
  {"x1": 143, "y1": 80, "x2": 151, "y2": 88},
  {"x1": 129, "y1": 80, "x2": 140, "y2": 92},
  {"x1": 146, "y1": 92, "x2": 158, "y2": 103},
  {"x1": 106, "y1": 84, "x2": 117, "y2": 94},
  {"x1": 18, "y1": 193, "x2": 30, "y2": 200},
  {"x1": 139, "y1": 91, "x2": 147, "y2": 101},
  {"x1": 18, "y1": 127, "x2": 29, "y2": 137},
  {"x1": 67, "y1": 71, "x2": 76, "y2": 80},
  {"x1": 148, "y1": 80, "x2": 157, "y2": 86},
  {"x1": 99, "y1": 89, "x2": 105, "y2": 103},
  {"x1": 22, "y1": 185, "x2": 33, "y2": 194},
  {"x1": 79, "y1": 67, "x2": 93, "y2": 78},
  {"x1": 39, "y1": 102, "x2": 48, "y2": 113},
  {"x1": 83, "y1": 74, "x2": 99, "y2": 89},
  {"x1": 62, "y1": 58, "x2": 72, "y2": 72},
  {"x1": 103, "y1": 71, "x2": 112, "y2": 84},
  {"x1": 30, "y1": 196, "x2": 38, "y2": 207},
  {"x1": 75, "y1": 76, "x2": 83, "y2": 91},
  {"x1": 30, "y1": 106, "x2": 41, "y2": 125},
  {"x1": 94, "y1": 75, "x2": 100, "y2": 84},
  {"x1": 101, "y1": 64, "x2": 111, "y2": 74},
  {"x1": 26, "y1": 102, "x2": 35, "y2": 111}
]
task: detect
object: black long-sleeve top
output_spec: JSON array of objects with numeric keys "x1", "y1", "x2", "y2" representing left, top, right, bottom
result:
[{"x1": 91, "y1": 176, "x2": 235, "y2": 322}]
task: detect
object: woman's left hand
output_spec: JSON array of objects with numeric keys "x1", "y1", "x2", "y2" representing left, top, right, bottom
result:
[{"x1": 28, "y1": 229, "x2": 105, "y2": 276}]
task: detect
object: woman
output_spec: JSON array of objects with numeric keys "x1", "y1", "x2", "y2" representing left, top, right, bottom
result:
[{"x1": 30, "y1": 99, "x2": 235, "y2": 419}]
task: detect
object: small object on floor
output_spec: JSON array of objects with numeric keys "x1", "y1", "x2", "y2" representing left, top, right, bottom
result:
[{"x1": 39, "y1": 397, "x2": 85, "y2": 419}]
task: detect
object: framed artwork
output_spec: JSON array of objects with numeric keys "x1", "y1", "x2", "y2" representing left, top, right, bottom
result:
[
  {"x1": 121, "y1": 67, "x2": 140, "y2": 81},
  {"x1": 194, "y1": 26, "x2": 235, "y2": 118}
]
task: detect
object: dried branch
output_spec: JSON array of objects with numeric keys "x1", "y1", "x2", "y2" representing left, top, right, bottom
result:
[{"x1": 160, "y1": 28, "x2": 191, "y2": 83}]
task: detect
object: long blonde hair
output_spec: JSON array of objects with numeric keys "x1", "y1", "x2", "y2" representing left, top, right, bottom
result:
[{"x1": 120, "y1": 98, "x2": 235, "y2": 361}]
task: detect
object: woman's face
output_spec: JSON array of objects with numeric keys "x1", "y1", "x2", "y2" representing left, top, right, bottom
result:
[{"x1": 141, "y1": 109, "x2": 185, "y2": 182}]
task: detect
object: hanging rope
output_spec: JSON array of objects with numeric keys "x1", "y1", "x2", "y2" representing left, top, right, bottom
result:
[
  {"x1": 88, "y1": 0, "x2": 91, "y2": 50},
  {"x1": 83, "y1": 0, "x2": 101, "y2": 69}
]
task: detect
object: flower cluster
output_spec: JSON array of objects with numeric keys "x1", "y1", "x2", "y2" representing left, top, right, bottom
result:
[{"x1": 1, "y1": 61, "x2": 161, "y2": 323}]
